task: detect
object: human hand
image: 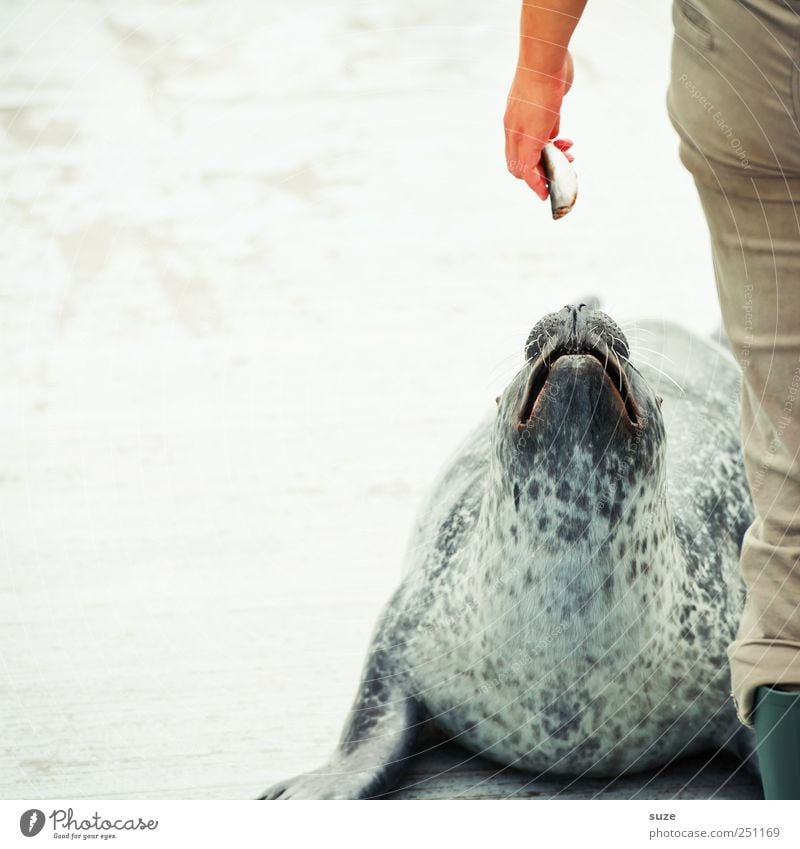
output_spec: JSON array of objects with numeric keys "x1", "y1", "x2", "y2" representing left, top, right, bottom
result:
[{"x1": 504, "y1": 51, "x2": 574, "y2": 200}]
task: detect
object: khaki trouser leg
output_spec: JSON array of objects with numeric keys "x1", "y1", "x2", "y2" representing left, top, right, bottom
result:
[
  {"x1": 696, "y1": 183, "x2": 800, "y2": 724},
  {"x1": 668, "y1": 0, "x2": 800, "y2": 723}
]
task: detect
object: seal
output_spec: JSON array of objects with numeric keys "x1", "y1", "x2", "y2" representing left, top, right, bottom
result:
[{"x1": 261, "y1": 304, "x2": 757, "y2": 799}]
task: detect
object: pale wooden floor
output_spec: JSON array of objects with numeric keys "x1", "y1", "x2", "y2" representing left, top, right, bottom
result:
[{"x1": 0, "y1": 0, "x2": 732, "y2": 800}]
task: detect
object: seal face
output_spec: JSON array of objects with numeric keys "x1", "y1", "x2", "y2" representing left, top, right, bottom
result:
[
  {"x1": 261, "y1": 304, "x2": 755, "y2": 799},
  {"x1": 500, "y1": 307, "x2": 663, "y2": 553}
]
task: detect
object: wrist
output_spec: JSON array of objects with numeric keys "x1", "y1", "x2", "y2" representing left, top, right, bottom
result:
[
  {"x1": 516, "y1": 0, "x2": 584, "y2": 76},
  {"x1": 517, "y1": 40, "x2": 568, "y2": 77}
]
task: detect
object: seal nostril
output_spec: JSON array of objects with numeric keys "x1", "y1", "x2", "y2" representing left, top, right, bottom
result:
[{"x1": 570, "y1": 305, "x2": 579, "y2": 341}]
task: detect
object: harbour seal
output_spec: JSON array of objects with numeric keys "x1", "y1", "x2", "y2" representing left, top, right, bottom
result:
[{"x1": 261, "y1": 304, "x2": 757, "y2": 799}]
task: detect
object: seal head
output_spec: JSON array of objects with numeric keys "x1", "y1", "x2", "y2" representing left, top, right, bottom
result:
[{"x1": 495, "y1": 304, "x2": 666, "y2": 544}]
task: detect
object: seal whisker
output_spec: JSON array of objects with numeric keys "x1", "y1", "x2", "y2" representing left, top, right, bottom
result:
[
  {"x1": 617, "y1": 319, "x2": 657, "y2": 336},
  {"x1": 628, "y1": 345, "x2": 679, "y2": 366},
  {"x1": 605, "y1": 334, "x2": 627, "y2": 395},
  {"x1": 632, "y1": 357, "x2": 686, "y2": 395}
]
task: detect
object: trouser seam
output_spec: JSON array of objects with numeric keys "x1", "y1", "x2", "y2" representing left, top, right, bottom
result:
[{"x1": 791, "y1": 19, "x2": 800, "y2": 129}]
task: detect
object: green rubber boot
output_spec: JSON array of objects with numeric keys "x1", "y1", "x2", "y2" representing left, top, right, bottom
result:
[{"x1": 753, "y1": 685, "x2": 800, "y2": 800}]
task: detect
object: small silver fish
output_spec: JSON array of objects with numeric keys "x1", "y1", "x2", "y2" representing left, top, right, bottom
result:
[{"x1": 541, "y1": 142, "x2": 578, "y2": 220}]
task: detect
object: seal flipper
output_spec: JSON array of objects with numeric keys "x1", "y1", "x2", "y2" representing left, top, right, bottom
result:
[{"x1": 259, "y1": 649, "x2": 419, "y2": 799}]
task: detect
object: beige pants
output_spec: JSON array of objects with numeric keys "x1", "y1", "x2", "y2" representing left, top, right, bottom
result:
[{"x1": 668, "y1": 0, "x2": 800, "y2": 724}]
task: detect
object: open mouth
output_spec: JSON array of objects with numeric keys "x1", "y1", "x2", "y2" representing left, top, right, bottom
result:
[{"x1": 517, "y1": 344, "x2": 640, "y2": 431}]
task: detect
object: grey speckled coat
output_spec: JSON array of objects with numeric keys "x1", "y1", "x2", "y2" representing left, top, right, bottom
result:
[{"x1": 262, "y1": 306, "x2": 755, "y2": 799}]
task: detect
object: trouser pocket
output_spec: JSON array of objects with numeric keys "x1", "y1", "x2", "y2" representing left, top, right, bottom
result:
[{"x1": 668, "y1": 0, "x2": 800, "y2": 191}]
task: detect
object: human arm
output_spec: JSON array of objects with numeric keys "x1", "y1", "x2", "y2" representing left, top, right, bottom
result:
[{"x1": 505, "y1": 1, "x2": 587, "y2": 199}]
